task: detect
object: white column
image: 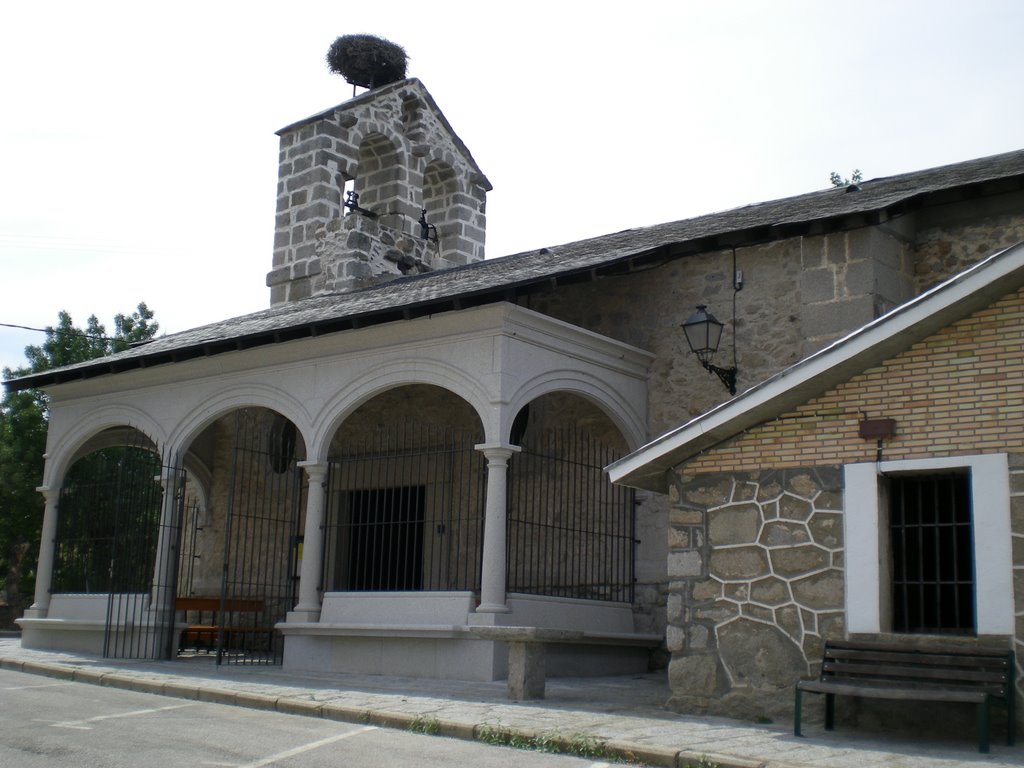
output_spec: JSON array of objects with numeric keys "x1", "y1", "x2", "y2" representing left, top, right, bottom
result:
[
  {"x1": 24, "y1": 486, "x2": 59, "y2": 618},
  {"x1": 150, "y1": 469, "x2": 183, "y2": 615},
  {"x1": 475, "y1": 443, "x2": 520, "y2": 614},
  {"x1": 290, "y1": 461, "x2": 329, "y2": 622}
]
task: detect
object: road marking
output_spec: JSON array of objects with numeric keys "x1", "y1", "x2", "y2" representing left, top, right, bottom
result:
[
  {"x1": 3, "y1": 682, "x2": 73, "y2": 691},
  {"x1": 45, "y1": 702, "x2": 195, "y2": 730},
  {"x1": 234, "y1": 726, "x2": 378, "y2": 767}
]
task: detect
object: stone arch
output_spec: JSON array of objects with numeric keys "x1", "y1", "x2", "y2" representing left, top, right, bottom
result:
[
  {"x1": 166, "y1": 384, "x2": 313, "y2": 463},
  {"x1": 43, "y1": 405, "x2": 166, "y2": 489},
  {"x1": 310, "y1": 358, "x2": 493, "y2": 460},
  {"x1": 172, "y1": 404, "x2": 309, "y2": 604},
  {"x1": 328, "y1": 383, "x2": 484, "y2": 455},
  {"x1": 507, "y1": 392, "x2": 630, "y2": 456},
  {"x1": 421, "y1": 159, "x2": 459, "y2": 262},
  {"x1": 505, "y1": 369, "x2": 647, "y2": 451},
  {"x1": 319, "y1": 382, "x2": 486, "y2": 595},
  {"x1": 417, "y1": 144, "x2": 485, "y2": 267},
  {"x1": 352, "y1": 131, "x2": 410, "y2": 228}
]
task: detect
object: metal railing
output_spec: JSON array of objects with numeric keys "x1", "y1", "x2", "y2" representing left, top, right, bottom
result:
[
  {"x1": 323, "y1": 422, "x2": 486, "y2": 592},
  {"x1": 507, "y1": 427, "x2": 635, "y2": 603}
]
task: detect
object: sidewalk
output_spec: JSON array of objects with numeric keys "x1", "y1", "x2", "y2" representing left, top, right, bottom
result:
[{"x1": 0, "y1": 638, "x2": 1020, "y2": 768}]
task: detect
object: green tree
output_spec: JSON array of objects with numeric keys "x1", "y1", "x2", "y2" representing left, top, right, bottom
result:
[
  {"x1": 0, "y1": 303, "x2": 158, "y2": 622},
  {"x1": 830, "y1": 169, "x2": 863, "y2": 188}
]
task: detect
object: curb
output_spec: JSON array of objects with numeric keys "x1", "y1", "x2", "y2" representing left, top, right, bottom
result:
[{"x1": 3, "y1": 657, "x2": 768, "y2": 768}]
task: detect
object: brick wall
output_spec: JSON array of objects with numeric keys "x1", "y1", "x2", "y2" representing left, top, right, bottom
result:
[{"x1": 683, "y1": 285, "x2": 1024, "y2": 475}]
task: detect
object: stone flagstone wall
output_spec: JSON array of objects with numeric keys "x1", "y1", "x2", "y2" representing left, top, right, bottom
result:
[{"x1": 666, "y1": 467, "x2": 844, "y2": 720}]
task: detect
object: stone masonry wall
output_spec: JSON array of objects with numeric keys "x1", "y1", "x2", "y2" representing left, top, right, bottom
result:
[
  {"x1": 268, "y1": 79, "x2": 489, "y2": 304},
  {"x1": 666, "y1": 467, "x2": 844, "y2": 720},
  {"x1": 913, "y1": 202, "x2": 1024, "y2": 292},
  {"x1": 528, "y1": 214, "x2": 1022, "y2": 654}
]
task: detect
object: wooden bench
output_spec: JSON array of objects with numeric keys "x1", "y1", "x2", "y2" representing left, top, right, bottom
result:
[
  {"x1": 176, "y1": 596, "x2": 266, "y2": 652},
  {"x1": 795, "y1": 639, "x2": 1016, "y2": 753}
]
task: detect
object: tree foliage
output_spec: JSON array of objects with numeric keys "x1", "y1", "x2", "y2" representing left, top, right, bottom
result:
[
  {"x1": 0, "y1": 303, "x2": 158, "y2": 622},
  {"x1": 830, "y1": 169, "x2": 863, "y2": 188},
  {"x1": 326, "y1": 34, "x2": 408, "y2": 89}
]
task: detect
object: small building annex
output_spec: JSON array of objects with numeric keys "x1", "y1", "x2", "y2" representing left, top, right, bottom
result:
[
  {"x1": 610, "y1": 240, "x2": 1024, "y2": 725},
  {"x1": 7, "y1": 76, "x2": 1024, "y2": 696}
]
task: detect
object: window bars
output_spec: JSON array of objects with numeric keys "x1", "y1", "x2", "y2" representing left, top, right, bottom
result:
[{"x1": 889, "y1": 472, "x2": 975, "y2": 634}]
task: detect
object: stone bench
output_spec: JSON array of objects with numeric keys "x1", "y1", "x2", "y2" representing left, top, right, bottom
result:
[{"x1": 463, "y1": 625, "x2": 659, "y2": 700}]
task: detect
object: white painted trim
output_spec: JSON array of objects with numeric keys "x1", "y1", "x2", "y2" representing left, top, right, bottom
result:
[
  {"x1": 844, "y1": 463, "x2": 882, "y2": 632},
  {"x1": 843, "y1": 453, "x2": 1013, "y2": 635}
]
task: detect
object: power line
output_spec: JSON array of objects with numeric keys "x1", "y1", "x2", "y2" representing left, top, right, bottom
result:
[{"x1": 0, "y1": 322, "x2": 115, "y2": 342}]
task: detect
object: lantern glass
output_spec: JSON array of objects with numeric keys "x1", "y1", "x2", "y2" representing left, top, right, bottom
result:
[{"x1": 682, "y1": 305, "x2": 724, "y2": 365}]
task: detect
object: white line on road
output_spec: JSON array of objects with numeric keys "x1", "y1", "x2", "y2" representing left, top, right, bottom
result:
[
  {"x1": 234, "y1": 726, "x2": 379, "y2": 767},
  {"x1": 3, "y1": 682, "x2": 73, "y2": 691},
  {"x1": 44, "y1": 702, "x2": 195, "y2": 730}
]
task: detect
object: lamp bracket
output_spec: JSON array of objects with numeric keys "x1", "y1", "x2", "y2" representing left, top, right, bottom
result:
[{"x1": 702, "y1": 361, "x2": 737, "y2": 396}]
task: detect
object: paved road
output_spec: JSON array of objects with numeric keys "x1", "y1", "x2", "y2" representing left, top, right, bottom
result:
[{"x1": 0, "y1": 669, "x2": 618, "y2": 767}]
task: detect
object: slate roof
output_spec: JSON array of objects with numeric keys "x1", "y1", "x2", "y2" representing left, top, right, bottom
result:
[{"x1": 8, "y1": 147, "x2": 1024, "y2": 392}]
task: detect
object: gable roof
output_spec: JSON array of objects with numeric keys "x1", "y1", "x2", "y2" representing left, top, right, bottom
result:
[
  {"x1": 7, "y1": 148, "x2": 1024, "y2": 393},
  {"x1": 606, "y1": 239, "x2": 1024, "y2": 493}
]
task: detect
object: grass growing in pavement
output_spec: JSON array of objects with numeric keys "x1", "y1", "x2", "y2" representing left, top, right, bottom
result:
[
  {"x1": 477, "y1": 724, "x2": 614, "y2": 758},
  {"x1": 408, "y1": 715, "x2": 441, "y2": 735}
]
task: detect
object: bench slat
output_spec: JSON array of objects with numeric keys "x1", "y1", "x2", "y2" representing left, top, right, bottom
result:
[
  {"x1": 826, "y1": 639, "x2": 1010, "y2": 658},
  {"x1": 822, "y1": 660, "x2": 1009, "y2": 684},
  {"x1": 826, "y1": 648, "x2": 1010, "y2": 670},
  {"x1": 798, "y1": 679, "x2": 988, "y2": 703}
]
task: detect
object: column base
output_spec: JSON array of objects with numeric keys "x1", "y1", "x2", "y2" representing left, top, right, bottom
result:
[
  {"x1": 21, "y1": 606, "x2": 48, "y2": 619},
  {"x1": 286, "y1": 609, "x2": 321, "y2": 623},
  {"x1": 475, "y1": 603, "x2": 511, "y2": 614}
]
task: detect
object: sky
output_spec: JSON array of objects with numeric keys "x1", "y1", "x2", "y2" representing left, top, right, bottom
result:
[{"x1": 2, "y1": 0, "x2": 1023, "y2": 374}]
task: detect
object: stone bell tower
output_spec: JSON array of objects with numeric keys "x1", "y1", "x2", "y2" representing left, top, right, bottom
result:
[{"x1": 266, "y1": 78, "x2": 492, "y2": 305}]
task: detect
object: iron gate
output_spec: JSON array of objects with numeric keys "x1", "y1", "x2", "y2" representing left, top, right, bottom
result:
[
  {"x1": 52, "y1": 439, "x2": 186, "y2": 660},
  {"x1": 507, "y1": 426, "x2": 636, "y2": 602},
  {"x1": 216, "y1": 410, "x2": 304, "y2": 665},
  {"x1": 322, "y1": 422, "x2": 486, "y2": 593}
]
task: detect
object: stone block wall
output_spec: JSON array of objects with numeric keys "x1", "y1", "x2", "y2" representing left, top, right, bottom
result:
[
  {"x1": 267, "y1": 79, "x2": 489, "y2": 304},
  {"x1": 798, "y1": 226, "x2": 916, "y2": 354},
  {"x1": 913, "y1": 199, "x2": 1024, "y2": 292},
  {"x1": 666, "y1": 467, "x2": 844, "y2": 720}
]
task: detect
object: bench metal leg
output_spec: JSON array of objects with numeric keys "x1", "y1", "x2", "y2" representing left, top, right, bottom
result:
[
  {"x1": 794, "y1": 687, "x2": 803, "y2": 737},
  {"x1": 824, "y1": 693, "x2": 835, "y2": 731},
  {"x1": 978, "y1": 699, "x2": 990, "y2": 753},
  {"x1": 1009, "y1": 690, "x2": 1017, "y2": 746}
]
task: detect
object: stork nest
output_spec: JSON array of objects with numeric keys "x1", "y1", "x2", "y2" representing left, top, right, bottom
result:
[{"x1": 326, "y1": 34, "x2": 408, "y2": 89}]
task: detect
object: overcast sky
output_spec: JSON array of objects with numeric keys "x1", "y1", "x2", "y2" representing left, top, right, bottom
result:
[{"x1": 2, "y1": 0, "x2": 1023, "y2": 374}]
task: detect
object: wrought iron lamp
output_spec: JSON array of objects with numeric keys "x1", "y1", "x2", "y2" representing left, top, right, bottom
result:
[{"x1": 681, "y1": 304, "x2": 738, "y2": 395}]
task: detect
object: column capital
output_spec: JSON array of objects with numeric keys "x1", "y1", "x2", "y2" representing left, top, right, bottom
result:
[
  {"x1": 474, "y1": 442, "x2": 522, "y2": 461},
  {"x1": 35, "y1": 485, "x2": 59, "y2": 503},
  {"x1": 297, "y1": 460, "x2": 330, "y2": 482}
]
